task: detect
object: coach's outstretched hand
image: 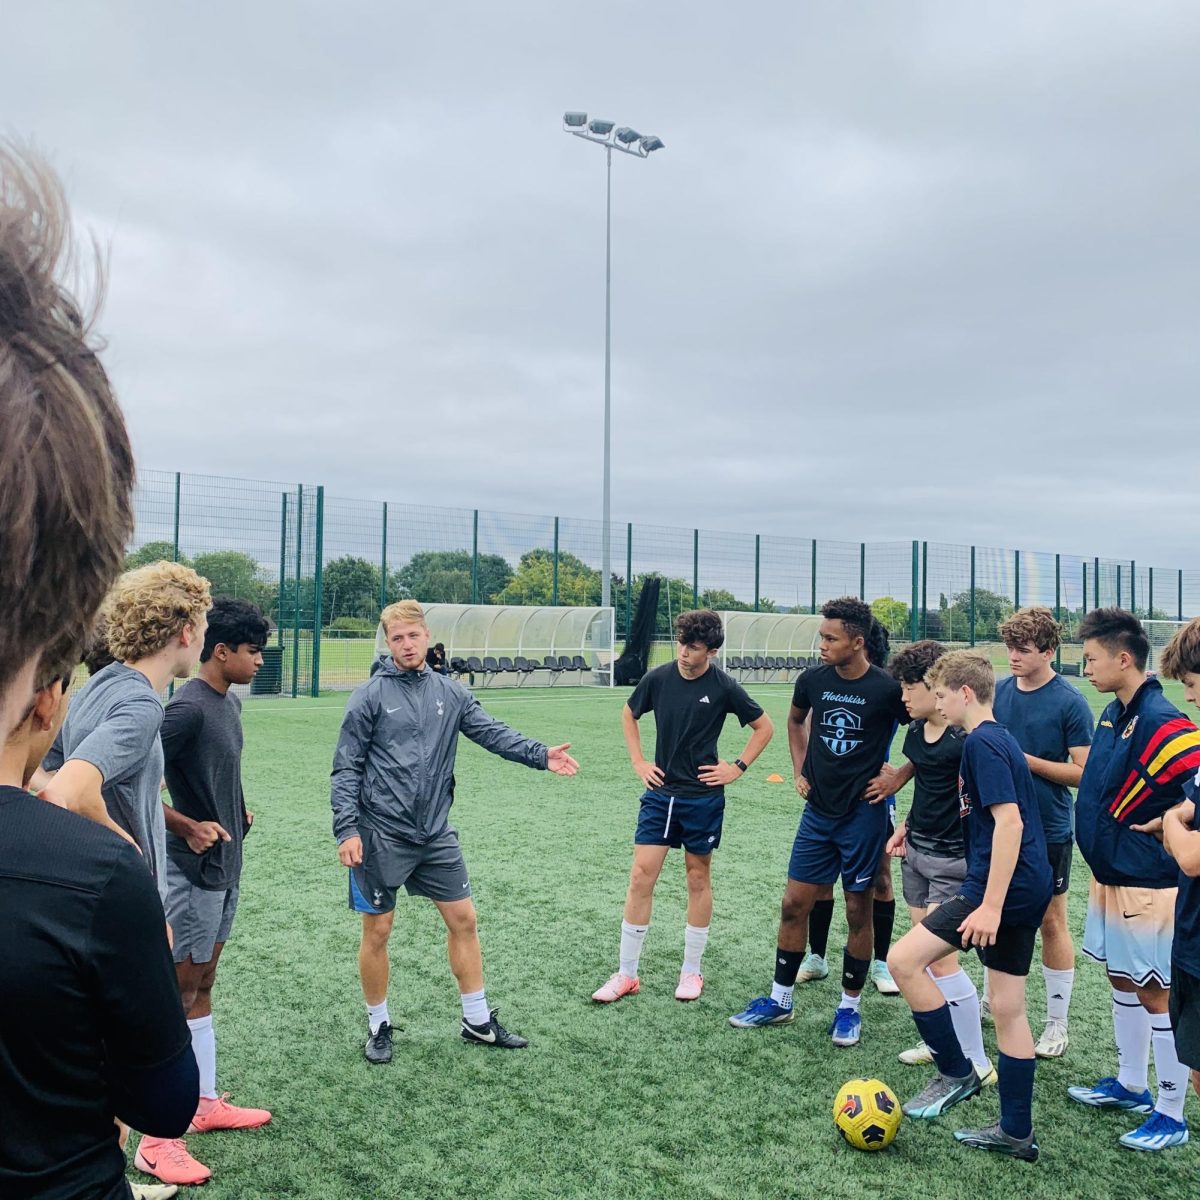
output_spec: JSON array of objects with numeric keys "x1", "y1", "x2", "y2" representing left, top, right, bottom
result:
[{"x1": 547, "y1": 744, "x2": 579, "y2": 776}]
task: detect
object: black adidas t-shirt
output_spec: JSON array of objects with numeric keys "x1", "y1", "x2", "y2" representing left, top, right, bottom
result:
[
  {"x1": 791, "y1": 664, "x2": 908, "y2": 818},
  {"x1": 902, "y1": 720, "x2": 966, "y2": 857},
  {"x1": 628, "y1": 662, "x2": 764, "y2": 798}
]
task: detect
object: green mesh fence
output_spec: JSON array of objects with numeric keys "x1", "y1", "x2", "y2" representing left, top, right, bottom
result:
[{"x1": 126, "y1": 469, "x2": 1200, "y2": 695}]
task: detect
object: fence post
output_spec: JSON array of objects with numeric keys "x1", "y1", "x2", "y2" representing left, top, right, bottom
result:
[
  {"x1": 1054, "y1": 553, "x2": 1062, "y2": 671},
  {"x1": 1093, "y1": 556, "x2": 1100, "y2": 609},
  {"x1": 311, "y1": 486, "x2": 324, "y2": 698},
  {"x1": 910, "y1": 541, "x2": 919, "y2": 641},
  {"x1": 920, "y1": 541, "x2": 928, "y2": 637},
  {"x1": 1130, "y1": 560, "x2": 1136, "y2": 613},
  {"x1": 552, "y1": 517, "x2": 559, "y2": 606},
  {"x1": 1014, "y1": 549, "x2": 1020, "y2": 609},
  {"x1": 1180, "y1": 569, "x2": 1185, "y2": 622},
  {"x1": 172, "y1": 472, "x2": 181, "y2": 562},
  {"x1": 692, "y1": 529, "x2": 699, "y2": 610},
  {"x1": 1116, "y1": 564, "x2": 1122, "y2": 609},
  {"x1": 810, "y1": 542, "x2": 818, "y2": 615},
  {"x1": 754, "y1": 534, "x2": 761, "y2": 612},
  {"x1": 1149, "y1": 566, "x2": 1154, "y2": 620},
  {"x1": 625, "y1": 522, "x2": 633, "y2": 636},
  {"x1": 969, "y1": 546, "x2": 977, "y2": 646},
  {"x1": 379, "y1": 501, "x2": 388, "y2": 612},
  {"x1": 277, "y1": 493, "x2": 287, "y2": 649},
  {"x1": 470, "y1": 510, "x2": 479, "y2": 605},
  {"x1": 1082, "y1": 561, "x2": 1088, "y2": 614},
  {"x1": 859, "y1": 542, "x2": 866, "y2": 602},
  {"x1": 291, "y1": 485, "x2": 303, "y2": 699}
]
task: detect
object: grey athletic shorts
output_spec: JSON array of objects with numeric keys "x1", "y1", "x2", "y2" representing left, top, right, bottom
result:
[
  {"x1": 349, "y1": 825, "x2": 471, "y2": 913},
  {"x1": 164, "y1": 860, "x2": 239, "y2": 965},
  {"x1": 901, "y1": 845, "x2": 967, "y2": 910}
]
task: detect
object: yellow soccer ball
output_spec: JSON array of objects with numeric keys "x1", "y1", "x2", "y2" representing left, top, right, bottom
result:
[{"x1": 833, "y1": 1078, "x2": 902, "y2": 1151}]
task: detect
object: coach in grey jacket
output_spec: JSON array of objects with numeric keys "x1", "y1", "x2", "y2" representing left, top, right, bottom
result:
[{"x1": 331, "y1": 600, "x2": 578, "y2": 1063}]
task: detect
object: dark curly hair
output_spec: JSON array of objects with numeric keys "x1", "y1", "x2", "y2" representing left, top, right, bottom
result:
[
  {"x1": 821, "y1": 596, "x2": 873, "y2": 645},
  {"x1": 889, "y1": 639, "x2": 947, "y2": 684},
  {"x1": 676, "y1": 609, "x2": 724, "y2": 651},
  {"x1": 200, "y1": 597, "x2": 270, "y2": 663}
]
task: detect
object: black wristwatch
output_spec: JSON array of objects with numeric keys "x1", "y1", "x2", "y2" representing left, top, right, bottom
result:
[{"x1": 734, "y1": 758, "x2": 749, "y2": 773}]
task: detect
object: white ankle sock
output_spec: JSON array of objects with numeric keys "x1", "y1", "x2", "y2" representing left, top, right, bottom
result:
[
  {"x1": 1043, "y1": 966, "x2": 1074, "y2": 1024},
  {"x1": 461, "y1": 988, "x2": 489, "y2": 1027},
  {"x1": 839, "y1": 991, "x2": 861, "y2": 1013},
  {"x1": 187, "y1": 1015, "x2": 217, "y2": 1100},
  {"x1": 1112, "y1": 988, "x2": 1151, "y2": 1093},
  {"x1": 1151, "y1": 1018, "x2": 1189, "y2": 1121},
  {"x1": 682, "y1": 924, "x2": 709, "y2": 974},
  {"x1": 619, "y1": 920, "x2": 648, "y2": 979},
  {"x1": 934, "y1": 969, "x2": 988, "y2": 1070},
  {"x1": 770, "y1": 981, "x2": 794, "y2": 1008},
  {"x1": 367, "y1": 1000, "x2": 390, "y2": 1036}
]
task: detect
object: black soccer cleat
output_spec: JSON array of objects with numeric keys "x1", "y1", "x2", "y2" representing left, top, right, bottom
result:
[
  {"x1": 461, "y1": 1007, "x2": 529, "y2": 1049},
  {"x1": 365, "y1": 1020, "x2": 394, "y2": 1064},
  {"x1": 953, "y1": 1120, "x2": 1039, "y2": 1162}
]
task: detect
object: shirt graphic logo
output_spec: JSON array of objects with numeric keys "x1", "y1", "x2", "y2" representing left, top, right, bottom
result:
[
  {"x1": 372, "y1": 888, "x2": 383, "y2": 907},
  {"x1": 820, "y1": 706, "x2": 863, "y2": 756},
  {"x1": 958, "y1": 775, "x2": 971, "y2": 818},
  {"x1": 699, "y1": 696, "x2": 710, "y2": 704},
  {"x1": 436, "y1": 699, "x2": 445, "y2": 717},
  {"x1": 1121, "y1": 716, "x2": 1138, "y2": 740}
]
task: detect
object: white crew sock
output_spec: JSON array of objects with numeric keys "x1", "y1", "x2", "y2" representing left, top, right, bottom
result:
[
  {"x1": 461, "y1": 988, "x2": 490, "y2": 1027},
  {"x1": 619, "y1": 920, "x2": 649, "y2": 979},
  {"x1": 933, "y1": 969, "x2": 989, "y2": 1072},
  {"x1": 367, "y1": 1000, "x2": 390, "y2": 1036},
  {"x1": 1113, "y1": 988, "x2": 1151, "y2": 1094},
  {"x1": 682, "y1": 924, "x2": 709, "y2": 974},
  {"x1": 839, "y1": 991, "x2": 861, "y2": 1013},
  {"x1": 770, "y1": 981, "x2": 794, "y2": 1008},
  {"x1": 1151, "y1": 1018, "x2": 1189, "y2": 1121},
  {"x1": 1043, "y1": 966, "x2": 1074, "y2": 1025},
  {"x1": 187, "y1": 1015, "x2": 217, "y2": 1100}
]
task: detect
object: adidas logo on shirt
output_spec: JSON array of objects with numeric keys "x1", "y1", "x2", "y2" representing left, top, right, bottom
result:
[{"x1": 699, "y1": 696, "x2": 710, "y2": 704}]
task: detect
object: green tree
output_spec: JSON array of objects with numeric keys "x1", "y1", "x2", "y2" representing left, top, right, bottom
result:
[
  {"x1": 947, "y1": 588, "x2": 1014, "y2": 641},
  {"x1": 322, "y1": 556, "x2": 383, "y2": 622},
  {"x1": 870, "y1": 596, "x2": 910, "y2": 636},
  {"x1": 124, "y1": 541, "x2": 190, "y2": 571},
  {"x1": 395, "y1": 550, "x2": 513, "y2": 604},
  {"x1": 495, "y1": 549, "x2": 599, "y2": 606},
  {"x1": 191, "y1": 550, "x2": 272, "y2": 610}
]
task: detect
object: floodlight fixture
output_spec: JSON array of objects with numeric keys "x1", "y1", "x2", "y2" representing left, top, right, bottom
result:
[
  {"x1": 614, "y1": 127, "x2": 640, "y2": 145},
  {"x1": 639, "y1": 135, "x2": 665, "y2": 154},
  {"x1": 588, "y1": 118, "x2": 615, "y2": 137},
  {"x1": 563, "y1": 111, "x2": 588, "y2": 128}
]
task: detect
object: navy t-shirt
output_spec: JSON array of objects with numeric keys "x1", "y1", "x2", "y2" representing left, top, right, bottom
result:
[
  {"x1": 993, "y1": 674, "x2": 1094, "y2": 843},
  {"x1": 791, "y1": 664, "x2": 908, "y2": 819},
  {"x1": 1175, "y1": 770, "x2": 1200, "y2": 978},
  {"x1": 957, "y1": 721, "x2": 1053, "y2": 925},
  {"x1": 628, "y1": 662, "x2": 763, "y2": 799}
]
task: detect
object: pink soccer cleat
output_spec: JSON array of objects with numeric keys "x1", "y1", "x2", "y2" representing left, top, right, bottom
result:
[
  {"x1": 675, "y1": 972, "x2": 704, "y2": 1001},
  {"x1": 591, "y1": 973, "x2": 639, "y2": 1003},
  {"x1": 133, "y1": 1137, "x2": 212, "y2": 1186},
  {"x1": 188, "y1": 1093, "x2": 273, "y2": 1133}
]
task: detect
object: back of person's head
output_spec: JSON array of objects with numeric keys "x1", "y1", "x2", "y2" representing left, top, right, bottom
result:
[
  {"x1": 821, "y1": 596, "x2": 873, "y2": 644},
  {"x1": 200, "y1": 597, "x2": 269, "y2": 663},
  {"x1": 889, "y1": 639, "x2": 947, "y2": 684},
  {"x1": 1159, "y1": 617, "x2": 1200, "y2": 682},
  {"x1": 925, "y1": 650, "x2": 995, "y2": 704},
  {"x1": 103, "y1": 561, "x2": 212, "y2": 663},
  {"x1": 675, "y1": 609, "x2": 724, "y2": 650},
  {"x1": 1078, "y1": 608, "x2": 1149, "y2": 671},
  {"x1": 82, "y1": 616, "x2": 115, "y2": 676},
  {"x1": 865, "y1": 618, "x2": 890, "y2": 668},
  {"x1": 0, "y1": 144, "x2": 134, "y2": 723},
  {"x1": 999, "y1": 607, "x2": 1062, "y2": 652}
]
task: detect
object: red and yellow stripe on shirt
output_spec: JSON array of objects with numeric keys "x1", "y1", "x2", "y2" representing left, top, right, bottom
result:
[{"x1": 1110, "y1": 717, "x2": 1200, "y2": 823}]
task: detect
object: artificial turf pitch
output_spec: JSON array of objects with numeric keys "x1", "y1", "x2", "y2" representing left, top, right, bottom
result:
[{"x1": 157, "y1": 681, "x2": 1197, "y2": 1199}]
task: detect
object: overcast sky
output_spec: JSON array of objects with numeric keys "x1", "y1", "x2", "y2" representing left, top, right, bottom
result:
[{"x1": 4, "y1": 1, "x2": 1197, "y2": 564}]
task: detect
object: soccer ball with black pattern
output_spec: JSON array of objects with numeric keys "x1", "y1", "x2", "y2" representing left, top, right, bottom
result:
[{"x1": 833, "y1": 1078, "x2": 901, "y2": 1151}]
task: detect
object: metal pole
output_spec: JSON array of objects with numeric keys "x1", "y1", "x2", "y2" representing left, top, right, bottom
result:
[
  {"x1": 471, "y1": 509, "x2": 479, "y2": 605},
  {"x1": 311, "y1": 486, "x2": 324, "y2": 698},
  {"x1": 910, "y1": 541, "x2": 919, "y2": 642},
  {"x1": 810, "y1": 542, "x2": 818, "y2": 615},
  {"x1": 1130, "y1": 560, "x2": 1136, "y2": 613},
  {"x1": 601, "y1": 145, "x2": 613, "y2": 611},
  {"x1": 1116, "y1": 564, "x2": 1122, "y2": 610},
  {"x1": 172, "y1": 472, "x2": 181, "y2": 562},
  {"x1": 692, "y1": 529, "x2": 699, "y2": 610},
  {"x1": 1094, "y1": 556, "x2": 1100, "y2": 609},
  {"x1": 1180, "y1": 569, "x2": 1185, "y2": 622},
  {"x1": 552, "y1": 516, "x2": 559, "y2": 606},
  {"x1": 277, "y1": 493, "x2": 287, "y2": 649},
  {"x1": 1149, "y1": 566, "x2": 1154, "y2": 620},
  {"x1": 1082, "y1": 561, "x2": 1088, "y2": 615},
  {"x1": 291, "y1": 485, "x2": 303, "y2": 699},
  {"x1": 859, "y1": 542, "x2": 866, "y2": 601},
  {"x1": 921, "y1": 541, "x2": 928, "y2": 637},
  {"x1": 1014, "y1": 549, "x2": 1020, "y2": 610},
  {"x1": 754, "y1": 534, "x2": 761, "y2": 612},
  {"x1": 379, "y1": 501, "x2": 388, "y2": 612},
  {"x1": 969, "y1": 546, "x2": 977, "y2": 647},
  {"x1": 1054, "y1": 553, "x2": 1062, "y2": 671},
  {"x1": 625, "y1": 522, "x2": 633, "y2": 637}
]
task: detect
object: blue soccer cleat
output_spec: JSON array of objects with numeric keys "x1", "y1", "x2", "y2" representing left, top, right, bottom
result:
[
  {"x1": 1118, "y1": 1111, "x2": 1189, "y2": 1152},
  {"x1": 830, "y1": 1006, "x2": 862, "y2": 1047},
  {"x1": 728, "y1": 996, "x2": 794, "y2": 1028},
  {"x1": 1066, "y1": 1076, "x2": 1153, "y2": 1113}
]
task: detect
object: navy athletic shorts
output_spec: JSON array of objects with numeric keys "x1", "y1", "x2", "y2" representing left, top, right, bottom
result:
[
  {"x1": 634, "y1": 788, "x2": 725, "y2": 855},
  {"x1": 788, "y1": 800, "x2": 889, "y2": 892}
]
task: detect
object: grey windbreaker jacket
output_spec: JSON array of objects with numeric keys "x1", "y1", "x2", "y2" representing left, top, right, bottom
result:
[{"x1": 330, "y1": 659, "x2": 548, "y2": 845}]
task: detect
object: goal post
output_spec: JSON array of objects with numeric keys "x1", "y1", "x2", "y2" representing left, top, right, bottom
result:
[
  {"x1": 374, "y1": 604, "x2": 615, "y2": 688},
  {"x1": 1144, "y1": 619, "x2": 1191, "y2": 676}
]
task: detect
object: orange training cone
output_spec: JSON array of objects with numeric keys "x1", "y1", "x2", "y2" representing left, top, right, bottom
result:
[{"x1": 766, "y1": 773, "x2": 784, "y2": 783}]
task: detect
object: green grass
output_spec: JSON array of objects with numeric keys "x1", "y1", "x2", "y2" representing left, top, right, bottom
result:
[{"x1": 171, "y1": 680, "x2": 1198, "y2": 1199}]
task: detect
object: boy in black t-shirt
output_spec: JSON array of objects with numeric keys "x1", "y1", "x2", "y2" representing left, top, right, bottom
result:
[
  {"x1": 592, "y1": 611, "x2": 772, "y2": 1004},
  {"x1": 884, "y1": 641, "x2": 993, "y2": 1083},
  {"x1": 887, "y1": 652, "x2": 1052, "y2": 1163},
  {"x1": 729, "y1": 597, "x2": 907, "y2": 1046}
]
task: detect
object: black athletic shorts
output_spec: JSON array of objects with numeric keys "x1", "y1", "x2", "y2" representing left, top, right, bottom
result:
[
  {"x1": 922, "y1": 894, "x2": 1040, "y2": 976},
  {"x1": 1046, "y1": 839, "x2": 1073, "y2": 897},
  {"x1": 1169, "y1": 963, "x2": 1200, "y2": 1071}
]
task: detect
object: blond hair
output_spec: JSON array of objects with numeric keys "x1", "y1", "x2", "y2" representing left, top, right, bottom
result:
[
  {"x1": 0, "y1": 143, "x2": 135, "y2": 697},
  {"x1": 1159, "y1": 617, "x2": 1200, "y2": 681},
  {"x1": 104, "y1": 561, "x2": 212, "y2": 662},
  {"x1": 380, "y1": 600, "x2": 426, "y2": 634},
  {"x1": 998, "y1": 606, "x2": 1061, "y2": 653},
  {"x1": 925, "y1": 650, "x2": 995, "y2": 704}
]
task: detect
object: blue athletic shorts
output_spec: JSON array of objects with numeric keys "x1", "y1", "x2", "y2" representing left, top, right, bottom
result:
[
  {"x1": 634, "y1": 789, "x2": 725, "y2": 855},
  {"x1": 788, "y1": 801, "x2": 889, "y2": 891}
]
